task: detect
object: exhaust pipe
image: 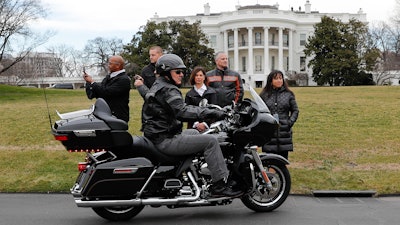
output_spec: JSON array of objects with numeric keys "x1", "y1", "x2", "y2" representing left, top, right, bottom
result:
[{"x1": 75, "y1": 172, "x2": 201, "y2": 207}]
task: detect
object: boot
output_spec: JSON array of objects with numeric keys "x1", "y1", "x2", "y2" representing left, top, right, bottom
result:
[{"x1": 211, "y1": 178, "x2": 243, "y2": 197}]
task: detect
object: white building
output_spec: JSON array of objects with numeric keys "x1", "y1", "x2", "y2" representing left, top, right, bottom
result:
[{"x1": 150, "y1": 1, "x2": 366, "y2": 87}]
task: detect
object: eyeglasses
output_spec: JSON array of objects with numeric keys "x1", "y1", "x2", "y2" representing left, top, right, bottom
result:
[{"x1": 173, "y1": 70, "x2": 184, "y2": 74}]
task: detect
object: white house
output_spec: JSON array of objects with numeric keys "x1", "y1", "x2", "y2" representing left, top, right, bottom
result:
[{"x1": 150, "y1": 1, "x2": 367, "y2": 87}]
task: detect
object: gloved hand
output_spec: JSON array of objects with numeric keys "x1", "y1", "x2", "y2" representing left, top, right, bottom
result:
[
  {"x1": 213, "y1": 110, "x2": 227, "y2": 120},
  {"x1": 287, "y1": 119, "x2": 294, "y2": 127}
]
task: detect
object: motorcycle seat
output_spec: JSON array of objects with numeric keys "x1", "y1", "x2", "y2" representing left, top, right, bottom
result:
[
  {"x1": 132, "y1": 136, "x2": 183, "y2": 165},
  {"x1": 93, "y1": 98, "x2": 128, "y2": 130}
]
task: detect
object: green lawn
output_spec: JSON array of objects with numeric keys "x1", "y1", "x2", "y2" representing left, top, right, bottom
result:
[{"x1": 0, "y1": 84, "x2": 399, "y2": 195}]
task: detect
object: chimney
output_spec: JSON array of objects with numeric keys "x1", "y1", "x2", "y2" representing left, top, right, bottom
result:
[
  {"x1": 204, "y1": 3, "x2": 210, "y2": 15},
  {"x1": 305, "y1": 0, "x2": 311, "y2": 13}
]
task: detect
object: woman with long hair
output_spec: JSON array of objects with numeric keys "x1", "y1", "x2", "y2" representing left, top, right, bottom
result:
[{"x1": 259, "y1": 70, "x2": 299, "y2": 159}]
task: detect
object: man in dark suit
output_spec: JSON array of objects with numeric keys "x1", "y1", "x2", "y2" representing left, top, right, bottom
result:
[{"x1": 83, "y1": 55, "x2": 131, "y2": 123}]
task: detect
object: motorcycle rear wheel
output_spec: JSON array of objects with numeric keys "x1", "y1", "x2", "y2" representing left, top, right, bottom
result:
[
  {"x1": 241, "y1": 159, "x2": 291, "y2": 212},
  {"x1": 92, "y1": 206, "x2": 144, "y2": 221}
]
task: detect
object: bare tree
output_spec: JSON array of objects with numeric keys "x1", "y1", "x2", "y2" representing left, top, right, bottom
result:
[
  {"x1": 368, "y1": 2, "x2": 400, "y2": 85},
  {"x1": 286, "y1": 71, "x2": 309, "y2": 86},
  {"x1": 46, "y1": 45, "x2": 85, "y2": 78},
  {"x1": 391, "y1": 0, "x2": 400, "y2": 55},
  {"x1": 0, "y1": 0, "x2": 53, "y2": 75},
  {"x1": 369, "y1": 22, "x2": 396, "y2": 84},
  {"x1": 83, "y1": 37, "x2": 123, "y2": 76},
  {"x1": 394, "y1": 0, "x2": 400, "y2": 24}
]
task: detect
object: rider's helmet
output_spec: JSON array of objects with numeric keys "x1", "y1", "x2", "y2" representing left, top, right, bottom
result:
[{"x1": 155, "y1": 54, "x2": 186, "y2": 76}]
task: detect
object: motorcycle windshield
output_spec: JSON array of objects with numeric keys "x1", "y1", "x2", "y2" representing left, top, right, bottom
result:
[{"x1": 244, "y1": 84, "x2": 270, "y2": 113}]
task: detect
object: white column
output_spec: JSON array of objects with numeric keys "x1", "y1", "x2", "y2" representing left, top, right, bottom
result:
[
  {"x1": 233, "y1": 28, "x2": 239, "y2": 72},
  {"x1": 278, "y1": 27, "x2": 284, "y2": 72},
  {"x1": 223, "y1": 30, "x2": 228, "y2": 55},
  {"x1": 247, "y1": 27, "x2": 253, "y2": 76},
  {"x1": 264, "y1": 26, "x2": 270, "y2": 74},
  {"x1": 289, "y1": 29, "x2": 294, "y2": 72}
]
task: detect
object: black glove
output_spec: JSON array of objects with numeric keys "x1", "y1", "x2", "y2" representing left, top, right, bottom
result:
[
  {"x1": 287, "y1": 119, "x2": 294, "y2": 127},
  {"x1": 213, "y1": 110, "x2": 227, "y2": 120}
]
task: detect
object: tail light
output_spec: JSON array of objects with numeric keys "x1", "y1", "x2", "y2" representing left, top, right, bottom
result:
[
  {"x1": 54, "y1": 135, "x2": 68, "y2": 141},
  {"x1": 78, "y1": 162, "x2": 88, "y2": 172}
]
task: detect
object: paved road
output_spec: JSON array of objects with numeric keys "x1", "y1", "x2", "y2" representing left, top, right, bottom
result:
[{"x1": 1, "y1": 194, "x2": 399, "y2": 225}]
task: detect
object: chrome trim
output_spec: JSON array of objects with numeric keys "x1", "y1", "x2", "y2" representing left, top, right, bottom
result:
[
  {"x1": 249, "y1": 163, "x2": 256, "y2": 192},
  {"x1": 74, "y1": 171, "x2": 201, "y2": 207},
  {"x1": 73, "y1": 130, "x2": 96, "y2": 137},
  {"x1": 113, "y1": 167, "x2": 139, "y2": 174},
  {"x1": 164, "y1": 179, "x2": 182, "y2": 189},
  {"x1": 136, "y1": 168, "x2": 158, "y2": 198}
]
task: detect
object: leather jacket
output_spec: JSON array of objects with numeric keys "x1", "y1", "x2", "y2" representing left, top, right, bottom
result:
[
  {"x1": 206, "y1": 68, "x2": 244, "y2": 107},
  {"x1": 137, "y1": 77, "x2": 222, "y2": 144}
]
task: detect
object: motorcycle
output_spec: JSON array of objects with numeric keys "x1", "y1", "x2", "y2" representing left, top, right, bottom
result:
[{"x1": 51, "y1": 85, "x2": 291, "y2": 221}]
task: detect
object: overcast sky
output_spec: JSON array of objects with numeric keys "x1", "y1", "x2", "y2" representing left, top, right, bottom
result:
[{"x1": 32, "y1": 0, "x2": 397, "y2": 51}]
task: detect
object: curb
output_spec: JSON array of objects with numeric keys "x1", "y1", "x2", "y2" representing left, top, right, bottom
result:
[{"x1": 312, "y1": 190, "x2": 377, "y2": 197}]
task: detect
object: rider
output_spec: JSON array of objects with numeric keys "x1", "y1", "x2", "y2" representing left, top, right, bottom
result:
[{"x1": 134, "y1": 54, "x2": 242, "y2": 197}]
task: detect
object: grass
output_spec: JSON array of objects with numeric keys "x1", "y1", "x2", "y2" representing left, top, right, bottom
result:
[
  {"x1": 290, "y1": 86, "x2": 400, "y2": 194},
  {"x1": 0, "y1": 84, "x2": 399, "y2": 195}
]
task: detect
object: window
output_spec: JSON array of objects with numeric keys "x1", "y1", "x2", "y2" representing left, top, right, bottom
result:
[
  {"x1": 284, "y1": 56, "x2": 289, "y2": 71},
  {"x1": 241, "y1": 34, "x2": 246, "y2": 46},
  {"x1": 283, "y1": 33, "x2": 289, "y2": 47},
  {"x1": 255, "y1": 32, "x2": 262, "y2": 45},
  {"x1": 300, "y1": 33, "x2": 306, "y2": 46},
  {"x1": 255, "y1": 55, "x2": 262, "y2": 71},
  {"x1": 228, "y1": 35, "x2": 234, "y2": 48},
  {"x1": 271, "y1": 34, "x2": 276, "y2": 45},
  {"x1": 242, "y1": 56, "x2": 246, "y2": 72},
  {"x1": 209, "y1": 35, "x2": 217, "y2": 48},
  {"x1": 271, "y1": 56, "x2": 275, "y2": 70},
  {"x1": 255, "y1": 81, "x2": 263, "y2": 88},
  {"x1": 229, "y1": 57, "x2": 234, "y2": 68},
  {"x1": 300, "y1": 57, "x2": 306, "y2": 71}
]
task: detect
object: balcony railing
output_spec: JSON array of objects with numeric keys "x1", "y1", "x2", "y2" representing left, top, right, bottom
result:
[{"x1": 228, "y1": 41, "x2": 289, "y2": 48}]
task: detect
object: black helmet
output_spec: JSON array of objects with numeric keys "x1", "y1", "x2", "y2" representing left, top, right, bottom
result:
[{"x1": 155, "y1": 54, "x2": 186, "y2": 75}]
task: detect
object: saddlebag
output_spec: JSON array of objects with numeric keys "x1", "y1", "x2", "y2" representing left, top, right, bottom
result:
[{"x1": 81, "y1": 157, "x2": 154, "y2": 198}]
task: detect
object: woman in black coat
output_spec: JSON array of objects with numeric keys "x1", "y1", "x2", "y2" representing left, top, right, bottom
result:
[
  {"x1": 259, "y1": 70, "x2": 299, "y2": 159},
  {"x1": 185, "y1": 66, "x2": 218, "y2": 131}
]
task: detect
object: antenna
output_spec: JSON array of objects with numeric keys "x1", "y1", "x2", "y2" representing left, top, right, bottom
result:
[{"x1": 42, "y1": 81, "x2": 53, "y2": 129}]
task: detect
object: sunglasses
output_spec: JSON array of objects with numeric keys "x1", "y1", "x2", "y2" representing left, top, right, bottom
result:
[{"x1": 173, "y1": 70, "x2": 184, "y2": 74}]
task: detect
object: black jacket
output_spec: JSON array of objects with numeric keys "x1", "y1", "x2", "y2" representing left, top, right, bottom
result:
[
  {"x1": 141, "y1": 63, "x2": 156, "y2": 89},
  {"x1": 137, "y1": 77, "x2": 221, "y2": 144},
  {"x1": 85, "y1": 72, "x2": 131, "y2": 122},
  {"x1": 260, "y1": 87, "x2": 299, "y2": 152},
  {"x1": 184, "y1": 86, "x2": 218, "y2": 128},
  {"x1": 185, "y1": 86, "x2": 218, "y2": 107},
  {"x1": 206, "y1": 68, "x2": 244, "y2": 107}
]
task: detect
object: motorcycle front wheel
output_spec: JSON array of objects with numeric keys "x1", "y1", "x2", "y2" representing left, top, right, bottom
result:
[
  {"x1": 92, "y1": 206, "x2": 145, "y2": 221},
  {"x1": 241, "y1": 159, "x2": 291, "y2": 212}
]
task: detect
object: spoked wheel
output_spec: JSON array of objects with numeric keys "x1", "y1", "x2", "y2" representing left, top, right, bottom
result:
[
  {"x1": 92, "y1": 205, "x2": 144, "y2": 221},
  {"x1": 241, "y1": 159, "x2": 291, "y2": 212}
]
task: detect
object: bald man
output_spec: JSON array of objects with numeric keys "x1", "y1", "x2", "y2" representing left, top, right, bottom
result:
[{"x1": 84, "y1": 55, "x2": 131, "y2": 123}]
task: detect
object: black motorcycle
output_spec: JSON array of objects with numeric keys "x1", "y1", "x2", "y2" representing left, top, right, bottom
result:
[{"x1": 52, "y1": 86, "x2": 291, "y2": 221}]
